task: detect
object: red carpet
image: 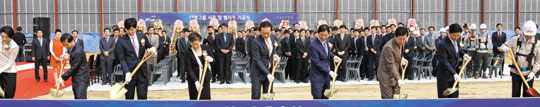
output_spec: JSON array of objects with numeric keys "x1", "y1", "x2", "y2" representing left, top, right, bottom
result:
[{"x1": 13, "y1": 64, "x2": 72, "y2": 99}]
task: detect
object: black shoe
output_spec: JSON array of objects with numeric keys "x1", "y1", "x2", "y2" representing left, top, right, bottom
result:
[
  {"x1": 226, "y1": 81, "x2": 232, "y2": 84},
  {"x1": 181, "y1": 80, "x2": 185, "y2": 83},
  {"x1": 294, "y1": 80, "x2": 299, "y2": 83},
  {"x1": 44, "y1": 79, "x2": 48, "y2": 82},
  {"x1": 220, "y1": 81, "x2": 225, "y2": 84},
  {"x1": 211, "y1": 79, "x2": 216, "y2": 83},
  {"x1": 36, "y1": 79, "x2": 40, "y2": 82},
  {"x1": 302, "y1": 80, "x2": 309, "y2": 83}
]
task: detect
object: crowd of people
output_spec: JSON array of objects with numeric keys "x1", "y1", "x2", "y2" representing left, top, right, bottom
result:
[{"x1": 0, "y1": 17, "x2": 539, "y2": 100}]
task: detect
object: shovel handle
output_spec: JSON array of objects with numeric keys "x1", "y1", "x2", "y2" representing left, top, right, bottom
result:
[
  {"x1": 197, "y1": 62, "x2": 210, "y2": 100},
  {"x1": 400, "y1": 60, "x2": 408, "y2": 81},
  {"x1": 507, "y1": 50, "x2": 532, "y2": 89},
  {"x1": 266, "y1": 57, "x2": 281, "y2": 96},
  {"x1": 450, "y1": 56, "x2": 472, "y2": 89},
  {"x1": 119, "y1": 51, "x2": 155, "y2": 89},
  {"x1": 330, "y1": 59, "x2": 343, "y2": 91}
]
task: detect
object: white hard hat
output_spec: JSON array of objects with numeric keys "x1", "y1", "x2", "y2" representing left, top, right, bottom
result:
[
  {"x1": 440, "y1": 28, "x2": 446, "y2": 33},
  {"x1": 413, "y1": 30, "x2": 420, "y2": 35},
  {"x1": 479, "y1": 24, "x2": 487, "y2": 29},
  {"x1": 523, "y1": 21, "x2": 537, "y2": 36},
  {"x1": 409, "y1": 27, "x2": 416, "y2": 32},
  {"x1": 470, "y1": 24, "x2": 477, "y2": 29},
  {"x1": 445, "y1": 26, "x2": 449, "y2": 31}
]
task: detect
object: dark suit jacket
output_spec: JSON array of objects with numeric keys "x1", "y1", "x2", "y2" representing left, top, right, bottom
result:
[
  {"x1": 235, "y1": 37, "x2": 246, "y2": 54},
  {"x1": 184, "y1": 45, "x2": 213, "y2": 82},
  {"x1": 357, "y1": 36, "x2": 368, "y2": 56},
  {"x1": 216, "y1": 33, "x2": 234, "y2": 56},
  {"x1": 308, "y1": 38, "x2": 336, "y2": 82},
  {"x1": 382, "y1": 33, "x2": 394, "y2": 46},
  {"x1": 404, "y1": 36, "x2": 417, "y2": 58},
  {"x1": 249, "y1": 36, "x2": 277, "y2": 81},
  {"x1": 491, "y1": 31, "x2": 507, "y2": 55},
  {"x1": 61, "y1": 44, "x2": 89, "y2": 84},
  {"x1": 367, "y1": 35, "x2": 382, "y2": 56},
  {"x1": 100, "y1": 36, "x2": 116, "y2": 61},
  {"x1": 75, "y1": 38, "x2": 84, "y2": 49},
  {"x1": 280, "y1": 37, "x2": 292, "y2": 56},
  {"x1": 333, "y1": 34, "x2": 351, "y2": 57},
  {"x1": 177, "y1": 37, "x2": 191, "y2": 56},
  {"x1": 295, "y1": 37, "x2": 310, "y2": 59},
  {"x1": 435, "y1": 36, "x2": 465, "y2": 82},
  {"x1": 116, "y1": 33, "x2": 152, "y2": 78},
  {"x1": 32, "y1": 37, "x2": 50, "y2": 60}
]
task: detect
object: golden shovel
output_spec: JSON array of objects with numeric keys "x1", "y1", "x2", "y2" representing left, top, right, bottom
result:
[
  {"x1": 507, "y1": 50, "x2": 540, "y2": 97},
  {"x1": 324, "y1": 59, "x2": 343, "y2": 98},
  {"x1": 443, "y1": 56, "x2": 472, "y2": 96},
  {"x1": 49, "y1": 60, "x2": 68, "y2": 98},
  {"x1": 261, "y1": 57, "x2": 281, "y2": 100},
  {"x1": 109, "y1": 50, "x2": 155, "y2": 99},
  {"x1": 393, "y1": 60, "x2": 408, "y2": 99},
  {"x1": 197, "y1": 62, "x2": 210, "y2": 100}
]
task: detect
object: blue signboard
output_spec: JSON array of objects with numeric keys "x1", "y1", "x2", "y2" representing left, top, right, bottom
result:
[{"x1": 138, "y1": 13, "x2": 298, "y2": 24}]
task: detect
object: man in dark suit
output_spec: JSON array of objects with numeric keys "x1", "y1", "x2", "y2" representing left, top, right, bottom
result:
[
  {"x1": 57, "y1": 33, "x2": 90, "y2": 99},
  {"x1": 176, "y1": 29, "x2": 191, "y2": 83},
  {"x1": 13, "y1": 26, "x2": 26, "y2": 62},
  {"x1": 333, "y1": 25, "x2": 351, "y2": 81},
  {"x1": 308, "y1": 24, "x2": 341, "y2": 99},
  {"x1": 236, "y1": 31, "x2": 246, "y2": 54},
  {"x1": 99, "y1": 28, "x2": 116, "y2": 85},
  {"x1": 295, "y1": 29, "x2": 311, "y2": 83},
  {"x1": 491, "y1": 23, "x2": 507, "y2": 75},
  {"x1": 116, "y1": 18, "x2": 156, "y2": 100},
  {"x1": 366, "y1": 26, "x2": 382, "y2": 80},
  {"x1": 359, "y1": 29, "x2": 370, "y2": 80},
  {"x1": 72, "y1": 30, "x2": 84, "y2": 49},
  {"x1": 281, "y1": 30, "x2": 294, "y2": 80},
  {"x1": 32, "y1": 29, "x2": 50, "y2": 82},
  {"x1": 157, "y1": 30, "x2": 170, "y2": 62},
  {"x1": 204, "y1": 27, "x2": 219, "y2": 83},
  {"x1": 403, "y1": 30, "x2": 418, "y2": 80},
  {"x1": 250, "y1": 21, "x2": 279, "y2": 100},
  {"x1": 436, "y1": 24, "x2": 469, "y2": 98},
  {"x1": 216, "y1": 24, "x2": 234, "y2": 84}
]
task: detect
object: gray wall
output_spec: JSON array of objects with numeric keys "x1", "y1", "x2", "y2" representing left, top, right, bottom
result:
[{"x1": 1, "y1": 0, "x2": 539, "y2": 33}]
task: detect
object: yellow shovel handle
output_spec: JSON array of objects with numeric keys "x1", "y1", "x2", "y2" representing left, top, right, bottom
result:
[
  {"x1": 507, "y1": 49, "x2": 532, "y2": 89},
  {"x1": 197, "y1": 62, "x2": 210, "y2": 100}
]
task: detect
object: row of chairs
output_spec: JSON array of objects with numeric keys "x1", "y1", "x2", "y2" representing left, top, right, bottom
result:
[{"x1": 345, "y1": 55, "x2": 363, "y2": 81}]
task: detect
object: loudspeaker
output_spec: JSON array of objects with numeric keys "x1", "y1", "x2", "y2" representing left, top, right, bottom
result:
[{"x1": 33, "y1": 17, "x2": 50, "y2": 39}]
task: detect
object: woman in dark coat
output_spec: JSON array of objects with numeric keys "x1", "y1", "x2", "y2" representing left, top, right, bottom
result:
[{"x1": 184, "y1": 32, "x2": 214, "y2": 100}]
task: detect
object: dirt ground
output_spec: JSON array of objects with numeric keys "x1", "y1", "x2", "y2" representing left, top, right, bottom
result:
[{"x1": 34, "y1": 80, "x2": 540, "y2": 100}]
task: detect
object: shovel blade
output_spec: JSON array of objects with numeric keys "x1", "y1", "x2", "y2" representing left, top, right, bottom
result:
[
  {"x1": 0, "y1": 87, "x2": 4, "y2": 97},
  {"x1": 49, "y1": 88, "x2": 65, "y2": 98},
  {"x1": 393, "y1": 94, "x2": 408, "y2": 99},
  {"x1": 526, "y1": 88, "x2": 540, "y2": 97},
  {"x1": 443, "y1": 88, "x2": 458, "y2": 96},
  {"x1": 260, "y1": 93, "x2": 275, "y2": 100},
  {"x1": 324, "y1": 89, "x2": 339, "y2": 97},
  {"x1": 109, "y1": 83, "x2": 127, "y2": 99}
]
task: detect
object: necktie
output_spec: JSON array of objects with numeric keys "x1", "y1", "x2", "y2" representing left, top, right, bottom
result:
[
  {"x1": 323, "y1": 42, "x2": 328, "y2": 56},
  {"x1": 105, "y1": 37, "x2": 109, "y2": 43},
  {"x1": 372, "y1": 35, "x2": 375, "y2": 45},
  {"x1": 224, "y1": 34, "x2": 227, "y2": 43},
  {"x1": 453, "y1": 42, "x2": 458, "y2": 54},
  {"x1": 131, "y1": 37, "x2": 139, "y2": 57},
  {"x1": 185, "y1": 39, "x2": 188, "y2": 45},
  {"x1": 499, "y1": 32, "x2": 502, "y2": 40},
  {"x1": 266, "y1": 39, "x2": 272, "y2": 56},
  {"x1": 39, "y1": 37, "x2": 42, "y2": 47}
]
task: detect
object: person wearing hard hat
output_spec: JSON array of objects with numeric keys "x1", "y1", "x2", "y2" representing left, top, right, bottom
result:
[
  {"x1": 461, "y1": 24, "x2": 470, "y2": 45},
  {"x1": 475, "y1": 24, "x2": 492, "y2": 78},
  {"x1": 500, "y1": 21, "x2": 540, "y2": 97},
  {"x1": 463, "y1": 24, "x2": 479, "y2": 78}
]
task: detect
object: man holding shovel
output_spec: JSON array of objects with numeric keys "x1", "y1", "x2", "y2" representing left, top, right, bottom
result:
[
  {"x1": 308, "y1": 24, "x2": 342, "y2": 99},
  {"x1": 56, "y1": 33, "x2": 89, "y2": 99},
  {"x1": 116, "y1": 18, "x2": 156, "y2": 100},
  {"x1": 500, "y1": 21, "x2": 540, "y2": 97},
  {"x1": 249, "y1": 21, "x2": 279, "y2": 100},
  {"x1": 436, "y1": 24, "x2": 470, "y2": 98},
  {"x1": 377, "y1": 27, "x2": 408, "y2": 99}
]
